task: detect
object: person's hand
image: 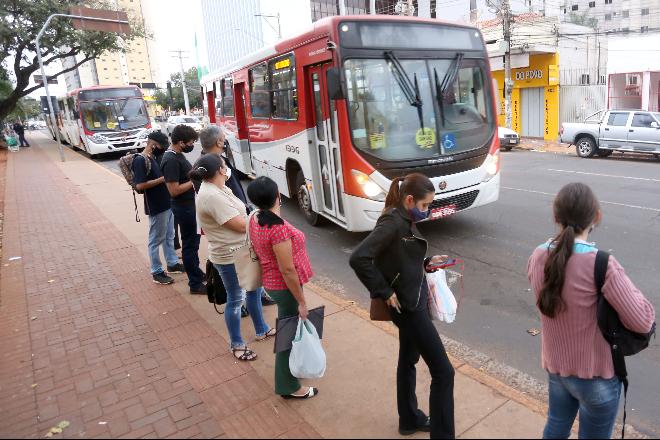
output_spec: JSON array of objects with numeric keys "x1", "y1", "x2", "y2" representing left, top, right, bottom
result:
[
  {"x1": 427, "y1": 255, "x2": 449, "y2": 269},
  {"x1": 298, "y1": 303, "x2": 309, "y2": 321},
  {"x1": 387, "y1": 293, "x2": 402, "y2": 314}
]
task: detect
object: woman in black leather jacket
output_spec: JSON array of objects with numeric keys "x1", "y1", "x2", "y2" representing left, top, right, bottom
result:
[{"x1": 350, "y1": 173, "x2": 455, "y2": 439}]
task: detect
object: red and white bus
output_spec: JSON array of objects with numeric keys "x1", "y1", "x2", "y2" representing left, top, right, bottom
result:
[
  {"x1": 201, "y1": 15, "x2": 500, "y2": 232},
  {"x1": 48, "y1": 85, "x2": 153, "y2": 156}
]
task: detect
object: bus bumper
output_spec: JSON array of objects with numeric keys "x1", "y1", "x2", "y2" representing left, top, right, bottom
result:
[{"x1": 343, "y1": 173, "x2": 500, "y2": 233}]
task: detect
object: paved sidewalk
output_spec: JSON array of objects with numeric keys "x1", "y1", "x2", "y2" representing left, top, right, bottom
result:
[
  {"x1": 0, "y1": 133, "x2": 551, "y2": 439},
  {"x1": 516, "y1": 138, "x2": 574, "y2": 155}
]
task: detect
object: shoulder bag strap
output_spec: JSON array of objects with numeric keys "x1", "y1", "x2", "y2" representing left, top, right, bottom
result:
[
  {"x1": 595, "y1": 250, "x2": 628, "y2": 439},
  {"x1": 245, "y1": 209, "x2": 259, "y2": 246}
]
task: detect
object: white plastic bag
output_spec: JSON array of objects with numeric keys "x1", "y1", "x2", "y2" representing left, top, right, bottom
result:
[
  {"x1": 427, "y1": 269, "x2": 458, "y2": 323},
  {"x1": 289, "y1": 319, "x2": 326, "y2": 379}
]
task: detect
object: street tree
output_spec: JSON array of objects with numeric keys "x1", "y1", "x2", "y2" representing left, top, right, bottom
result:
[
  {"x1": 0, "y1": 0, "x2": 147, "y2": 121},
  {"x1": 154, "y1": 67, "x2": 201, "y2": 113}
]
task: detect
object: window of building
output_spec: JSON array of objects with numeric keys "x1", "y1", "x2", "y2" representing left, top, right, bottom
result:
[
  {"x1": 641, "y1": 8, "x2": 649, "y2": 15},
  {"x1": 622, "y1": 27, "x2": 630, "y2": 33},
  {"x1": 269, "y1": 54, "x2": 298, "y2": 120},
  {"x1": 580, "y1": 74, "x2": 590, "y2": 85},
  {"x1": 572, "y1": 4, "x2": 579, "y2": 11},
  {"x1": 622, "y1": 10, "x2": 629, "y2": 18},
  {"x1": 249, "y1": 63, "x2": 269, "y2": 118},
  {"x1": 642, "y1": 26, "x2": 649, "y2": 33},
  {"x1": 589, "y1": 1, "x2": 595, "y2": 6},
  {"x1": 604, "y1": 0, "x2": 612, "y2": 4},
  {"x1": 605, "y1": 13, "x2": 612, "y2": 20},
  {"x1": 222, "y1": 78, "x2": 234, "y2": 117}
]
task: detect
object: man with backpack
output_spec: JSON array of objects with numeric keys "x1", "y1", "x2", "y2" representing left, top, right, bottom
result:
[
  {"x1": 132, "y1": 131, "x2": 185, "y2": 285},
  {"x1": 161, "y1": 125, "x2": 206, "y2": 295}
]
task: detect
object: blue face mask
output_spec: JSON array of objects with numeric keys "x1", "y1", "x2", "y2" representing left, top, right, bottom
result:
[{"x1": 410, "y1": 207, "x2": 429, "y2": 223}]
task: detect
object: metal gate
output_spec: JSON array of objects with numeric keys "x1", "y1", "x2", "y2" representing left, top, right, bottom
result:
[
  {"x1": 521, "y1": 88, "x2": 545, "y2": 138},
  {"x1": 559, "y1": 85, "x2": 606, "y2": 124}
]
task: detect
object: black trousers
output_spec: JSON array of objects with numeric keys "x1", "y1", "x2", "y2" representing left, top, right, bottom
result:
[
  {"x1": 18, "y1": 132, "x2": 29, "y2": 147},
  {"x1": 392, "y1": 308, "x2": 455, "y2": 439}
]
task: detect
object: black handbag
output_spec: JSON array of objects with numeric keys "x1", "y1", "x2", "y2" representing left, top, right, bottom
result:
[
  {"x1": 595, "y1": 251, "x2": 656, "y2": 438},
  {"x1": 206, "y1": 260, "x2": 227, "y2": 314}
]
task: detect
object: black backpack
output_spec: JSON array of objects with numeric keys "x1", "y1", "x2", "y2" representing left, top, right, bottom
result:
[{"x1": 595, "y1": 251, "x2": 656, "y2": 438}]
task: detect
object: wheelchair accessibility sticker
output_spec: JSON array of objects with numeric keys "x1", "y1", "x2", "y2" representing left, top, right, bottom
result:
[{"x1": 441, "y1": 133, "x2": 457, "y2": 151}]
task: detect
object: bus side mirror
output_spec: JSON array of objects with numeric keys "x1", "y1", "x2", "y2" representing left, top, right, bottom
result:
[{"x1": 327, "y1": 68, "x2": 344, "y2": 100}]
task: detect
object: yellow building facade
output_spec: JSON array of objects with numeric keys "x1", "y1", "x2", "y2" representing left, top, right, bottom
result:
[
  {"x1": 94, "y1": 0, "x2": 153, "y2": 86},
  {"x1": 492, "y1": 53, "x2": 560, "y2": 140}
]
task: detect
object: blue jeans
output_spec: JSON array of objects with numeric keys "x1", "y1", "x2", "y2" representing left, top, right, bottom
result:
[
  {"x1": 171, "y1": 203, "x2": 204, "y2": 289},
  {"x1": 214, "y1": 263, "x2": 270, "y2": 349},
  {"x1": 148, "y1": 209, "x2": 179, "y2": 275},
  {"x1": 543, "y1": 374, "x2": 622, "y2": 439}
]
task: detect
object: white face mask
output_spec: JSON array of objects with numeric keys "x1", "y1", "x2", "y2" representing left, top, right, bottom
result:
[{"x1": 224, "y1": 167, "x2": 232, "y2": 180}]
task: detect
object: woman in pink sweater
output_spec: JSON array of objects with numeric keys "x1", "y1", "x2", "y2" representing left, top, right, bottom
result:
[{"x1": 528, "y1": 182, "x2": 655, "y2": 439}]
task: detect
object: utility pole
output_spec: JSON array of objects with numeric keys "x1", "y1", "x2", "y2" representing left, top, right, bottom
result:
[
  {"x1": 501, "y1": 0, "x2": 514, "y2": 130},
  {"x1": 470, "y1": 0, "x2": 478, "y2": 23},
  {"x1": 170, "y1": 50, "x2": 190, "y2": 115}
]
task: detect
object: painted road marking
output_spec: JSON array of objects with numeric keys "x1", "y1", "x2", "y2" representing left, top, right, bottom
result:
[
  {"x1": 502, "y1": 186, "x2": 660, "y2": 213},
  {"x1": 547, "y1": 169, "x2": 660, "y2": 183}
]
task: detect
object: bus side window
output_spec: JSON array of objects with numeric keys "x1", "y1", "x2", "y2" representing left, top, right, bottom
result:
[
  {"x1": 249, "y1": 63, "x2": 270, "y2": 119},
  {"x1": 222, "y1": 79, "x2": 235, "y2": 117}
]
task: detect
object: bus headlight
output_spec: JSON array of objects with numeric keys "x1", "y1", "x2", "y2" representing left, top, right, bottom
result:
[
  {"x1": 92, "y1": 134, "x2": 109, "y2": 144},
  {"x1": 352, "y1": 170, "x2": 386, "y2": 202},
  {"x1": 482, "y1": 151, "x2": 500, "y2": 182}
]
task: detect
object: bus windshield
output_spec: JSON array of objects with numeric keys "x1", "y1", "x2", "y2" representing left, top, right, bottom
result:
[
  {"x1": 344, "y1": 58, "x2": 494, "y2": 162},
  {"x1": 80, "y1": 98, "x2": 149, "y2": 132}
]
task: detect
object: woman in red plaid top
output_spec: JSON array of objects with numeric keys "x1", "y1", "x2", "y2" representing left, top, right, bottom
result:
[{"x1": 247, "y1": 177, "x2": 318, "y2": 400}]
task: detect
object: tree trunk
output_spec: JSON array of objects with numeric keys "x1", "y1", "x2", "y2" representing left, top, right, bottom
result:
[{"x1": 0, "y1": 94, "x2": 22, "y2": 122}]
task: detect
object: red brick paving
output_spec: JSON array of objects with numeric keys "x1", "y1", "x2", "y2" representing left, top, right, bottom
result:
[{"x1": 0, "y1": 145, "x2": 321, "y2": 438}]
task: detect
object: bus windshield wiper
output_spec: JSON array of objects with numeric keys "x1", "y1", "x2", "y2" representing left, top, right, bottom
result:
[
  {"x1": 434, "y1": 53, "x2": 464, "y2": 128},
  {"x1": 439, "y1": 52, "x2": 464, "y2": 95},
  {"x1": 384, "y1": 51, "x2": 425, "y2": 131}
]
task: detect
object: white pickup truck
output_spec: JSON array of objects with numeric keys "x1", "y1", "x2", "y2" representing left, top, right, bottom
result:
[{"x1": 560, "y1": 110, "x2": 660, "y2": 159}]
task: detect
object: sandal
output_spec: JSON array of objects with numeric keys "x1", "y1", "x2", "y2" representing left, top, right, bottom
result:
[
  {"x1": 231, "y1": 347, "x2": 258, "y2": 362},
  {"x1": 256, "y1": 328, "x2": 277, "y2": 342},
  {"x1": 282, "y1": 387, "x2": 318, "y2": 400}
]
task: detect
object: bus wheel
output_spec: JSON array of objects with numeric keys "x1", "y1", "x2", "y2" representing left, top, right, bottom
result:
[{"x1": 296, "y1": 171, "x2": 320, "y2": 226}]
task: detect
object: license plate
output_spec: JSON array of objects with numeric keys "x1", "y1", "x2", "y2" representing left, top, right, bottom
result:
[
  {"x1": 509, "y1": 139, "x2": 518, "y2": 144},
  {"x1": 431, "y1": 205, "x2": 457, "y2": 219}
]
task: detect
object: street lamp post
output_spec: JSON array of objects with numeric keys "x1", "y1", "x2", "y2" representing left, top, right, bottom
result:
[
  {"x1": 35, "y1": 12, "x2": 129, "y2": 162},
  {"x1": 254, "y1": 13, "x2": 281, "y2": 39}
]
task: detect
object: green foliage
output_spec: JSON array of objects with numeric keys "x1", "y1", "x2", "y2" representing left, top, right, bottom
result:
[
  {"x1": 8, "y1": 97, "x2": 41, "y2": 120},
  {"x1": 567, "y1": 12, "x2": 599, "y2": 30},
  {"x1": 154, "y1": 67, "x2": 202, "y2": 112},
  {"x1": 0, "y1": 0, "x2": 147, "y2": 120}
]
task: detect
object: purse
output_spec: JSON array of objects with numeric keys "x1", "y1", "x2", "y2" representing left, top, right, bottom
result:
[
  {"x1": 232, "y1": 210, "x2": 262, "y2": 292},
  {"x1": 370, "y1": 297, "x2": 392, "y2": 321}
]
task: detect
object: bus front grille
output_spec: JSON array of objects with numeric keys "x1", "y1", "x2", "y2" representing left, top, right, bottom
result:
[{"x1": 430, "y1": 190, "x2": 480, "y2": 213}]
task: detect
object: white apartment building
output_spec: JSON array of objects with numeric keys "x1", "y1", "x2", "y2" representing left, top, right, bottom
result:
[{"x1": 561, "y1": 0, "x2": 659, "y2": 33}]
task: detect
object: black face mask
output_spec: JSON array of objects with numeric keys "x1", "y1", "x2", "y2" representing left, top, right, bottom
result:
[{"x1": 182, "y1": 143, "x2": 195, "y2": 153}]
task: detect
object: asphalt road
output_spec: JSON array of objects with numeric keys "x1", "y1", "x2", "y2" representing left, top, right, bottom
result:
[{"x1": 85, "y1": 145, "x2": 660, "y2": 435}]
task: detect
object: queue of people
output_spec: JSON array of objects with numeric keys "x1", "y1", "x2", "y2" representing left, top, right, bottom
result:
[{"x1": 131, "y1": 124, "x2": 654, "y2": 439}]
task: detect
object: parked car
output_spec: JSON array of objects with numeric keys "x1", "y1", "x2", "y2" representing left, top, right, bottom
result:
[
  {"x1": 560, "y1": 110, "x2": 660, "y2": 159},
  {"x1": 498, "y1": 126, "x2": 520, "y2": 151},
  {"x1": 165, "y1": 115, "x2": 202, "y2": 136}
]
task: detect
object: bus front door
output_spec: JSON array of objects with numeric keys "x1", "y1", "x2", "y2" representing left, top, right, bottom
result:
[
  {"x1": 309, "y1": 63, "x2": 345, "y2": 222},
  {"x1": 234, "y1": 82, "x2": 254, "y2": 175}
]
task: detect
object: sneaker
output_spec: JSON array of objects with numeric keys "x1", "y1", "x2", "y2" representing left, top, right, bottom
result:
[
  {"x1": 261, "y1": 294, "x2": 276, "y2": 306},
  {"x1": 153, "y1": 272, "x2": 174, "y2": 285},
  {"x1": 167, "y1": 263, "x2": 185, "y2": 274},
  {"x1": 190, "y1": 283, "x2": 207, "y2": 295}
]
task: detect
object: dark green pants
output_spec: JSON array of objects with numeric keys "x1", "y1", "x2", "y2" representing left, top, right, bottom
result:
[{"x1": 269, "y1": 289, "x2": 301, "y2": 396}]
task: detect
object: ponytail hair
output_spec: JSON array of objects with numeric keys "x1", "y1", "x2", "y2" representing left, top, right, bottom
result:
[
  {"x1": 538, "y1": 183, "x2": 600, "y2": 318},
  {"x1": 189, "y1": 153, "x2": 225, "y2": 182},
  {"x1": 383, "y1": 173, "x2": 435, "y2": 213}
]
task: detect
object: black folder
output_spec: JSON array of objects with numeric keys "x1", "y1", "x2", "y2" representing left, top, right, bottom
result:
[{"x1": 273, "y1": 306, "x2": 325, "y2": 353}]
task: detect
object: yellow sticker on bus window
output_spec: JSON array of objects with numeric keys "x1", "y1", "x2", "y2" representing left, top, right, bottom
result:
[
  {"x1": 416, "y1": 127, "x2": 436, "y2": 149},
  {"x1": 94, "y1": 122, "x2": 101, "y2": 128},
  {"x1": 369, "y1": 133, "x2": 387, "y2": 150},
  {"x1": 107, "y1": 122, "x2": 117, "y2": 129}
]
